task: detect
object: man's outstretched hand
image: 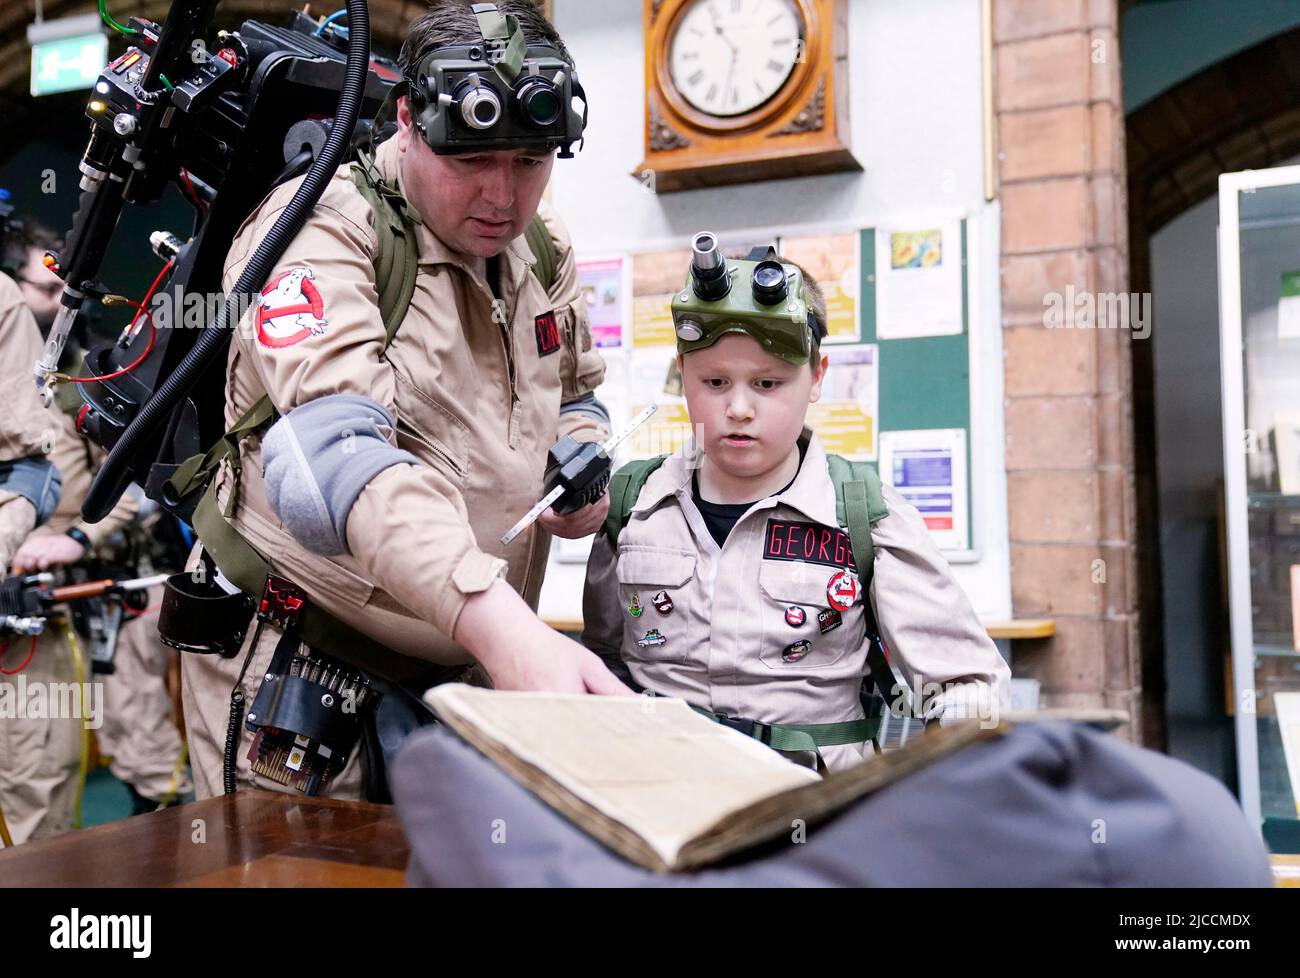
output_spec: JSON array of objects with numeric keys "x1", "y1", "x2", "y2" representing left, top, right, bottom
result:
[{"x1": 455, "y1": 577, "x2": 632, "y2": 695}]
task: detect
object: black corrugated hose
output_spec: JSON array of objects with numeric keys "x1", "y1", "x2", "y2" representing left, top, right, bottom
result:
[{"x1": 82, "y1": 0, "x2": 373, "y2": 522}]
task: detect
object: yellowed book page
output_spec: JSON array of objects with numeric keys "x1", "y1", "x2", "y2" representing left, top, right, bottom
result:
[
  {"x1": 1275, "y1": 692, "x2": 1300, "y2": 816},
  {"x1": 1291, "y1": 565, "x2": 1300, "y2": 653},
  {"x1": 424, "y1": 686, "x2": 818, "y2": 869}
]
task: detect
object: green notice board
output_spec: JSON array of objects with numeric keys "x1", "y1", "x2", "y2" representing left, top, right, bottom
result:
[{"x1": 859, "y1": 219, "x2": 973, "y2": 552}]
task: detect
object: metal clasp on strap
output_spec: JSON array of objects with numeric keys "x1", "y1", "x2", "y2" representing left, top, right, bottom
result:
[{"x1": 712, "y1": 713, "x2": 771, "y2": 745}]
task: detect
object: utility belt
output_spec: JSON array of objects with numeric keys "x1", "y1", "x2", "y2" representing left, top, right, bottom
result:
[
  {"x1": 693, "y1": 691, "x2": 932, "y2": 775},
  {"x1": 608, "y1": 655, "x2": 923, "y2": 773},
  {"x1": 240, "y1": 627, "x2": 442, "y2": 802},
  {"x1": 158, "y1": 482, "x2": 450, "y2": 688},
  {"x1": 701, "y1": 707, "x2": 877, "y2": 772}
]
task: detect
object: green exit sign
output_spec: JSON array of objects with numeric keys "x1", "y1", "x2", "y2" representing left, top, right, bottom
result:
[{"x1": 30, "y1": 33, "x2": 107, "y2": 97}]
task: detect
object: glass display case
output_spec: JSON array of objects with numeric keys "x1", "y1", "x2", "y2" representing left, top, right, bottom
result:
[{"x1": 1219, "y1": 166, "x2": 1300, "y2": 853}]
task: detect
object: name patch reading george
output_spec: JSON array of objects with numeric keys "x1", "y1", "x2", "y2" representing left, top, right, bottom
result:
[{"x1": 764, "y1": 519, "x2": 854, "y2": 568}]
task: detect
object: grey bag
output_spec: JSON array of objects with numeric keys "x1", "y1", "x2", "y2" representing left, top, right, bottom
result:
[{"x1": 391, "y1": 720, "x2": 1273, "y2": 887}]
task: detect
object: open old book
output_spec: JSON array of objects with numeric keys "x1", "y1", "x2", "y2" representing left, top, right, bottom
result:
[{"x1": 425, "y1": 684, "x2": 1005, "y2": 873}]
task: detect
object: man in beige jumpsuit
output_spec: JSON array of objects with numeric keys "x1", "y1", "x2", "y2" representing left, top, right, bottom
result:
[
  {"x1": 97, "y1": 577, "x2": 192, "y2": 811},
  {"x1": 4, "y1": 224, "x2": 187, "y2": 836},
  {"x1": 183, "y1": 2, "x2": 627, "y2": 800},
  {"x1": 0, "y1": 272, "x2": 58, "y2": 570},
  {"x1": 3, "y1": 332, "x2": 139, "y2": 844},
  {"x1": 0, "y1": 269, "x2": 65, "y2": 846}
]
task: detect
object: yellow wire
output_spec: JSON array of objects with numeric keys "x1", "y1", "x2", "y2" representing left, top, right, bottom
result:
[
  {"x1": 0, "y1": 638, "x2": 20, "y2": 845},
  {"x1": 157, "y1": 740, "x2": 189, "y2": 808},
  {"x1": 0, "y1": 795, "x2": 13, "y2": 848},
  {"x1": 60, "y1": 619, "x2": 91, "y2": 831}
]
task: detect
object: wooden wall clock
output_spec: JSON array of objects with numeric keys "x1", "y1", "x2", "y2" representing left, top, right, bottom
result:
[{"x1": 634, "y1": 0, "x2": 860, "y2": 193}]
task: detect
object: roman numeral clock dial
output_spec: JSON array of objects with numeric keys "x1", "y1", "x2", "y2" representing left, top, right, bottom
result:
[{"x1": 669, "y1": 0, "x2": 802, "y2": 117}]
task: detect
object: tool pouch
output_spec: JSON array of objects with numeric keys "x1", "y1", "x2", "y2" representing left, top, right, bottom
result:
[
  {"x1": 157, "y1": 570, "x2": 255, "y2": 657},
  {"x1": 245, "y1": 633, "x2": 382, "y2": 796}
]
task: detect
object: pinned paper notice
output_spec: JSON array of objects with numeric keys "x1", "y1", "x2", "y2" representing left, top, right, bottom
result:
[
  {"x1": 880, "y1": 428, "x2": 968, "y2": 551},
  {"x1": 875, "y1": 220, "x2": 964, "y2": 339},
  {"x1": 1281, "y1": 271, "x2": 1300, "y2": 341}
]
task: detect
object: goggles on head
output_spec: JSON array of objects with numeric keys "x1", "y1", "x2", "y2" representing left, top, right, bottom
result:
[
  {"x1": 400, "y1": 2, "x2": 587, "y2": 158},
  {"x1": 671, "y1": 233, "x2": 820, "y2": 365}
]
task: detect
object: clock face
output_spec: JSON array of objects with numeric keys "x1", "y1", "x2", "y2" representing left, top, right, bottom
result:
[{"x1": 668, "y1": 0, "x2": 804, "y2": 118}]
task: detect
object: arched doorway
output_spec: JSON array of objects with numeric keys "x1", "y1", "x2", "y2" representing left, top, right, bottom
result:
[{"x1": 1127, "y1": 24, "x2": 1300, "y2": 784}]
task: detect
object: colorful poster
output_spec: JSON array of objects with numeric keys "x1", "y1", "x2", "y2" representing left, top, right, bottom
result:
[
  {"x1": 627, "y1": 401, "x2": 694, "y2": 461},
  {"x1": 879, "y1": 428, "x2": 968, "y2": 550},
  {"x1": 577, "y1": 256, "x2": 628, "y2": 349},
  {"x1": 622, "y1": 347, "x2": 690, "y2": 460},
  {"x1": 874, "y1": 219, "x2": 964, "y2": 339},
  {"x1": 807, "y1": 344, "x2": 878, "y2": 460},
  {"x1": 779, "y1": 232, "x2": 860, "y2": 344},
  {"x1": 631, "y1": 248, "x2": 690, "y2": 347}
]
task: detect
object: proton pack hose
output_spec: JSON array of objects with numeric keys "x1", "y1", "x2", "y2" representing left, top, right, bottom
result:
[{"x1": 82, "y1": 0, "x2": 373, "y2": 522}]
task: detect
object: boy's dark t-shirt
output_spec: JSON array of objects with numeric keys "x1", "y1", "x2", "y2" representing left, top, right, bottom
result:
[{"x1": 692, "y1": 440, "x2": 809, "y2": 548}]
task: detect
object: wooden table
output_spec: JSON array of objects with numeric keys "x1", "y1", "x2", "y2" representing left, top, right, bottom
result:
[{"x1": 0, "y1": 791, "x2": 408, "y2": 887}]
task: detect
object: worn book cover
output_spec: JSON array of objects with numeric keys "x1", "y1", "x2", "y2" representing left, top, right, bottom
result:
[{"x1": 425, "y1": 685, "x2": 1003, "y2": 872}]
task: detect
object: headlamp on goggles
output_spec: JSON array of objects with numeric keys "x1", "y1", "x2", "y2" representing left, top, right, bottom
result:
[
  {"x1": 404, "y1": 2, "x2": 587, "y2": 157},
  {"x1": 672, "y1": 232, "x2": 818, "y2": 365}
]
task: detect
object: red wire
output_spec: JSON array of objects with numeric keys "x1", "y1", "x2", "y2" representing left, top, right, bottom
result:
[
  {"x1": 130, "y1": 258, "x2": 174, "y2": 334},
  {"x1": 180, "y1": 168, "x2": 206, "y2": 210},
  {"x1": 65, "y1": 301, "x2": 157, "y2": 384},
  {"x1": 0, "y1": 635, "x2": 39, "y2": 675},
  {"x1": 65, "y1": 258, "x2": 172, "y2": 385}
]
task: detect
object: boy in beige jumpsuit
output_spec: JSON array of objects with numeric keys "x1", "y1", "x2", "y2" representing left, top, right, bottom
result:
[
  {"x1": 583, "y1": 249, "x2": 1009, "y2": 772},
  {"x1": 182, "y1": 2, "x2": 627, "y2": 800}
]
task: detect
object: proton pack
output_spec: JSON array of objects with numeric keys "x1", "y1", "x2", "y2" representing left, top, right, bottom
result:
[
  {"x1": 36, "y1": 1, "x2": 587, "y2": 527},
  {"x1": 40, "y1": 0, "x2": 397, "y2": 524}
]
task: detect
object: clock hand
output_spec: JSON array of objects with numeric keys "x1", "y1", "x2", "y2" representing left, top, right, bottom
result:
[
  {"x1": 708, "y1": 4, "x2": 739, "y2": 54},
  {"x1": 722, "y1": 47, "x2": 738, "y2": 109}
]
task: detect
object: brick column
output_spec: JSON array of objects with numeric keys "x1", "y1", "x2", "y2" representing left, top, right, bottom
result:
[{"x1": 993, "y1": 0, "x2": 1142, "y2": 740}]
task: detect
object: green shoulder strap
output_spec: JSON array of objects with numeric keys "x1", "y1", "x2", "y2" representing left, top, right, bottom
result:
[
  {"x1": 601, "y1": 456, "x2": 667, "y2": 548},
  {"x1": 350, "y1": 152, "x2": 420, "y2": 344},
  {"x1": 523, "y1": 212, "x2": 558, "y2": 293},
  {"x1": 167, "y1": 156, "x2": 416, "y2": 507},
  {"x1": 825, "y1": 453, "x2": 905, "y2": 714},
  {"x1": 826, "y1": 453, "x2": 888, "y2": 590},
  {"x1": 169, "y1": 156, "x2": 562, "y2": 509}
]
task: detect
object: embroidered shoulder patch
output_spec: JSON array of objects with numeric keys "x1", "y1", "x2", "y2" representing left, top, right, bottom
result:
[
  {"x1": 535, "y1": 310, "x2": 561, "y2": 357},
  {"x1": 257, "y1": 266, "x2": 329, "y2": 348}
]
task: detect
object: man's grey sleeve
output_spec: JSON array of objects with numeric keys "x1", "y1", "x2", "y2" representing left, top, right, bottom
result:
[
  {"x1": 0, "y1": 456, "x2": 62, "y2": 525},
  {"x1": 261, "y1": 394, "x2": 418, "y2": 556},
  {"x1": 559, "y1": 392, "x2": 610, "y2": 428}
]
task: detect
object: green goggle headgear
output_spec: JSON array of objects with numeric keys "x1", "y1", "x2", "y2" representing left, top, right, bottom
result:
[
  {"x1": 394, "y1": 2, "x2": 588, "y2": 158},
  {"x1": 671, "y1": 233, "x2": 820, "y2": 365}
]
